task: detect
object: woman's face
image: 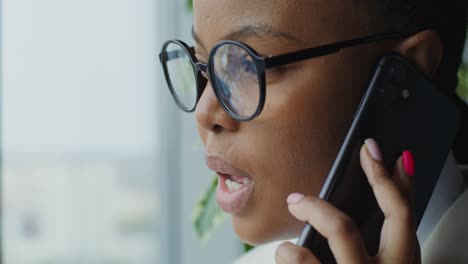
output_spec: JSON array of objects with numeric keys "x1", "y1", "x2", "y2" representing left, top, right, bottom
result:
[{"x1": 193, "y1": 0, "x2": 391, "y2": 245}]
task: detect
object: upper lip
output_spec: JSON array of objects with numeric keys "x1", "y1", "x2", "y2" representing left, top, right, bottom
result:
[{"x1": 205, "y1": 154, "x2": 252, "y2": 179}]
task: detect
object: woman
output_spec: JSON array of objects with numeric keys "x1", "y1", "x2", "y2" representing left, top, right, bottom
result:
[{"x1": 160, "y1": 0, "x2": 468, "y2": 262}]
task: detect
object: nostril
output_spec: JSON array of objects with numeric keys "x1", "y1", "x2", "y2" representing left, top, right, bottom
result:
[{"x1": 212, "y1": 124, "x2": 223, "y2": 133}]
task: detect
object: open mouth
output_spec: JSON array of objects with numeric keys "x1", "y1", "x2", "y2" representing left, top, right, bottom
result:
[
  {"x1": 219, "y1": 172, "x2": 252, "y2": 192},
  {"x1": 205, "y1": 155, "x2": 255, "y2": 213},
  {"x1": 216, "y1": 172, "x2": 254, "y2": 213}
]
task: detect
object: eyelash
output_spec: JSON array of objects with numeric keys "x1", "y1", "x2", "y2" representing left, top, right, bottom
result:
[{"x1": 265, "y1": 65, "x2": 287, "y2": 80}]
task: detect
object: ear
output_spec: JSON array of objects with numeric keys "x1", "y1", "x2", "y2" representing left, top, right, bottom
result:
[{"x1": 393, "y1": 30, "x2": 443, "y2": 79}]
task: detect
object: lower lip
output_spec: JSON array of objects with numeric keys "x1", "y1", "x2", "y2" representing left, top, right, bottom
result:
[{"x1": 216, "y1": 173, "x2": 254, "y2": 214}]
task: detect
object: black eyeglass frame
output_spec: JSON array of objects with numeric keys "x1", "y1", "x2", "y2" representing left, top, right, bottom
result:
[{"x1": 159, "y1": 32, "x2": 407, "y2": 121}]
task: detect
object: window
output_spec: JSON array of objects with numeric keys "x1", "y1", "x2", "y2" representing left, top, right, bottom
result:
[
  {"x1": 1, "y1": 0, "x2": 160, "y2": 263},
  {"x1": 1, "y1": 1, "x2": 241, "y2": 263}
]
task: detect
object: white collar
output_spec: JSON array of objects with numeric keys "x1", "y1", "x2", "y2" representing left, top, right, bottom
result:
[{"x1": 417, "y1": 151, "x2": 466, "y2": 243}]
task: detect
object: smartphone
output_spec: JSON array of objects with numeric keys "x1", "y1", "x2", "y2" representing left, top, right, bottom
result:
[{"x1": 297, "y1": 54, "x2": 460, "y2": 263}]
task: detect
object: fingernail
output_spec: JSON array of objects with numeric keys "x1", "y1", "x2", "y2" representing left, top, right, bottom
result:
[
  {"x1": 402, "y1": 150, "x2": 415, "y2": 177},
  {"x1": 365, "y1": 138, "x2": 383, "y2": 161},
  {"x1": 287, "y1": 193, "x2": 304, "y2": 204}
]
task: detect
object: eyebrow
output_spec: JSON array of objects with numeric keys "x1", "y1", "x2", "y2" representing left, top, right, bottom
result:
[{"x1": 191, "y1": 24, "x2": 301, "y2": 51}]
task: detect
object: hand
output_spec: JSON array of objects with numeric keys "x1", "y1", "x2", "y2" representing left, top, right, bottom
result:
[{"x1": 275, "y1": 138, "x2": 420, "y2": 264}]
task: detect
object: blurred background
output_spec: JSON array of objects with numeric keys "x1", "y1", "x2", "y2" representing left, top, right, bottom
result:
[
  {"x1": 1, "y1": 0, "x2": 241, "y2": 263},
  {"x1": 1, "y1": 1, "x2": 467, "y2": 264}
]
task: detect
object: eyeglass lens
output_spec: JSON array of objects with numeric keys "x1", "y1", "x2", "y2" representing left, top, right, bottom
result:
[
  {"x1": 211, "y1": 43, "x2": 260, "y2": 118},
  {"x1": 164, "y1": 42, "x2": 261, "y2": 118},
  {"x1": 165, "y1": 42, "x2": 198, "y2": 111}
]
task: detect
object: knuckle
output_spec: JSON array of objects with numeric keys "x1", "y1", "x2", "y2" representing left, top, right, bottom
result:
[
  {"x1": 385, "y1": 199, "x2": 415, "y2": 227},
  {"x1": 396, "y1": 204, "x2": 414, "y2": 223},
  {"x1": 275, "y1": 243, "x2": 285, "y2": 263},
  {"x1": 274, "y1": 243, "x2": 291, "y2": 262},
  {"x1": 276, "y1": 242, "x2": 289, "y2": 254},
  {"x1": 275, "y1": 242, "x2": 311, "y2": 263},
  {"x1": 291, "y1": 248, "x2": 312, "y2": 263},
  {"x1": 329, "y1": 214, "x2": 356, "y2": 237},
  {"x1": 369, "y1": 164, "x2": 388, "y2": 186},
  {"x1": 301, "y1": 196, "x2": 316, "y2": 205}
]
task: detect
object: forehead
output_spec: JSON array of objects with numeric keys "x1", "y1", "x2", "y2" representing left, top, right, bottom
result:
[{"x1": 193, "y1": 0, "x2": 367, "y2": 48}]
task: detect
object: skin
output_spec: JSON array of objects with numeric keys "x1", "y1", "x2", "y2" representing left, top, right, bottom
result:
[
  {"x1": 275, "y1": 143, "x2": 420, "y2": 263},
  {"x1": 191, "y1": 0, "x2": 442, "y2": 262}
]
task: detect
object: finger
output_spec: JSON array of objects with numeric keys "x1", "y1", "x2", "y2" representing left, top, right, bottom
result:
[
  {"x1": 275, "y1": 241, "x2": 319, "y2": 264},
  {"x1": 392, "y1": 153, "x2": 414, "y2": 208},
  {"x1": 287, "y1": 194, "x2": 369, "y2": 264},
  {"x1": 391, "y1": 151, "x2": 418, "y2": 263},
  {"x1": 361, "y1": 139, "x2": 415, "y2": 262}
]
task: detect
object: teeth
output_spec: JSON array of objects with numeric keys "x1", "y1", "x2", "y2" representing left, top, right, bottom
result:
[{"x1": 225, "y1": 179, "x2": 244, "y2": 192}]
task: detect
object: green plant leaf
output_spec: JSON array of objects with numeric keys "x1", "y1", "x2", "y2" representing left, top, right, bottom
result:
[
  {"x1": 457, "y1": 63, "x2": 468, "y2": 103},
  {"x1": 244, "y1": 243, "x2": 255, "y2": 253},
  {"x1": 187, "y1": 0, "x2": 193, "y2": 11},
  {"x1": 193, "y1": 175, "x2": 226, "y2": 242}
]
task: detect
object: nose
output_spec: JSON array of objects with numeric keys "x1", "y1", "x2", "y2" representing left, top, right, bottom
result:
[{"x1": 195, "y1": 81, "x2": 240, "y2": 134}]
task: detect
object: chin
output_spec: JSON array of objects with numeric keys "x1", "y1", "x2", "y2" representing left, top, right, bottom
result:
[{"x1": 230, "y1": 213, "x2": 304, "y2": 246}]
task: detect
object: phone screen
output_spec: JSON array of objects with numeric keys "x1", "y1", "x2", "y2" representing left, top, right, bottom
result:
[{"x1": 297, "y1": 54, "x2": 460, "y2": 263}]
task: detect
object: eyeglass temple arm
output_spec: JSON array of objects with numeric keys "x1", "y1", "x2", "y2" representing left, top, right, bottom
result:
[{"x1": 264, "y1": 33, "x2": 405, "y2": 69}]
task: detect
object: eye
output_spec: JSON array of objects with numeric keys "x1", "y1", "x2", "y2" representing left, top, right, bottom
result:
[
  {"x1": 266, "y1": 65, "x2": 285, "y2": 74},
  {"x1": 265, "y1": 65, "x2": 288, "y2": 83}
]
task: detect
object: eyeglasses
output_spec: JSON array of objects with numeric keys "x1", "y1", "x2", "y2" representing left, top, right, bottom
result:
[{"x1": 159, "y1": 32, "x2": 405, "y2": 121}]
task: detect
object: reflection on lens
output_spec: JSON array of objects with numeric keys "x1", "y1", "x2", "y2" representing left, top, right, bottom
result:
[
  {"x1": 215, "y1": 75, "x2": 231, "y2": 101},
  {"x1": 165, "y1": 42, "x2": 197, "y2": 110},
  {"x1": 212, "y1": 43, "x2": 260, "y2": 118}
]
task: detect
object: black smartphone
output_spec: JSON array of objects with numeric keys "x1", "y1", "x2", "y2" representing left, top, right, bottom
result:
[{"x1": 297, "y1": 54, "x2": 460, "y2": 263}]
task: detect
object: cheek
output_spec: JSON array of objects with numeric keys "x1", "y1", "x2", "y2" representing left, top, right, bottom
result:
[
  {"x1": 256, "y1": 61, "x2": 363, "y2": 188},
  {"x1": 248, "y1": 100, "x2": 339, "y2": 202},
  {"x1": 196, "y1": 120, "x2": 208, "y2": 147},
  {"x1": 229, "y1": 90, "x2": 346, "y2": 244},
  {"x1": 232, "y1": 58, "x2": 366, "y2": 242}
]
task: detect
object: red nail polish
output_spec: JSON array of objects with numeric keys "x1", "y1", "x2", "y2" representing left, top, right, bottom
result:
[{"x1": 402, "y1": 151, "x2": 415, "y2": 177}]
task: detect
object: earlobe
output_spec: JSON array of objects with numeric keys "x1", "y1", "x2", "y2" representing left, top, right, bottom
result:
[{"x1": 393, "y1": 30, "x2": 444, "y2": 79}]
